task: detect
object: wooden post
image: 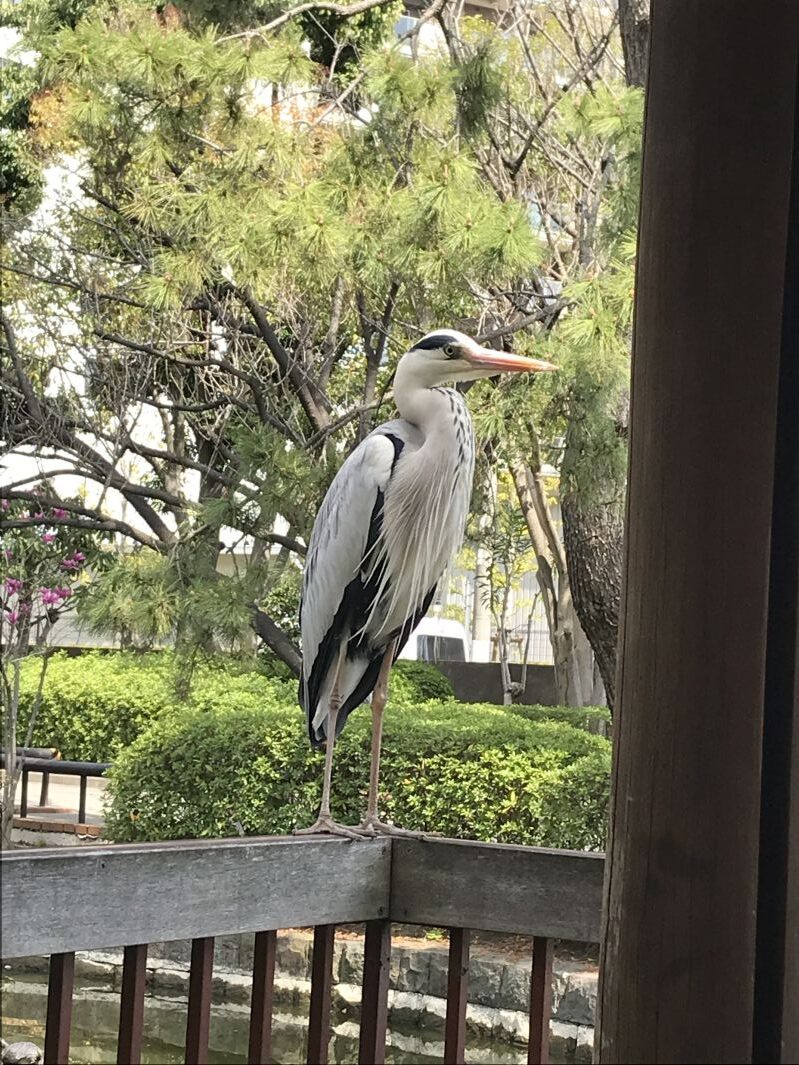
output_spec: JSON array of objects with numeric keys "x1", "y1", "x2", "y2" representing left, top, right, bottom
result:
[
  {"x1": 248, "y1": 930, "x2": 277, "y2": 1065},
  {"x1": 185, "y1": 937, "x2": 214, "y2": 1065},
  {"x1": 444, "y1": 928, "x2": 470, "y2": 1064},
  {"x1": 117, "y1": 944, "x2": 148, "y2": 1065},
  {"x1": 597, "y1": 2, "x2": 799, "y2": 1063},
  {"x1": 358, "y1": 920, "x2": 391, "y2": 1065}
]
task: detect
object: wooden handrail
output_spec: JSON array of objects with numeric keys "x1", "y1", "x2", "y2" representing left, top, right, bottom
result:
[{"x1": 0, "y1": 834, "x2": 601, "y2": 960}]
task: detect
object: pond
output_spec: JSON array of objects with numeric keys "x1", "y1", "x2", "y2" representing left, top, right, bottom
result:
[{"x1": 1, "y1": 971, "x2": 583, "y2": 1064}]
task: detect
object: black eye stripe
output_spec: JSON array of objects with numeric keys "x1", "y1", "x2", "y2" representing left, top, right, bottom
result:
[{"x1": 414, "y1": 333, "x2": 460, "y2": 351}]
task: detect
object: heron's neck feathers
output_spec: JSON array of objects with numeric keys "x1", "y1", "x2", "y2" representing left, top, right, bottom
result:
[
  {"x1": 354, "y1": 378, "x2": 474, "y2": 642},
  {"x1": 393, "y1": 367, "x2": 460, "y2": 439}
]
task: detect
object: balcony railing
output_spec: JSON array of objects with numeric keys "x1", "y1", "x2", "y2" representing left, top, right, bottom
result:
[{"x1": 1, "y1": 835, "x2": 604, "y2": 1064}]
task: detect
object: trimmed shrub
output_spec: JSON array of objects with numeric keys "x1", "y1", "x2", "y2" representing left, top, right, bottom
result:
[
  {"x1": 257, "y1": 652, "x2": 456, "y2": 705},
  {"x1": 18, "y1": 651, "x2": 295, "y2": 761},
  {"x1": 105, "y1": 695, "x2": 611, "y2": 849},
  {"x1": 19, "y1": 651, "x2": 611, "y2": 850},
  {"x1": 391, "y1": 660, "x2": 455, "y2": 703},
  {"x1": 20, "y1": 651, "x2": 459, "y2": 761},
  {"x1": 502, "y1": 703, "x2": 611, "y2": 735},
  {"x1": 18, "y1": 651, "x2": 177, "y2": 762}
]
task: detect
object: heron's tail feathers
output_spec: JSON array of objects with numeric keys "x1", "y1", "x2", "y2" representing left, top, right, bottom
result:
[{"x1": 304, "y1": 649, "x2": 380, "y2": 748}]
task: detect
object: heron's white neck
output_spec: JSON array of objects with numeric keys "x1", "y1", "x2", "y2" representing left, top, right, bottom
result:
[{"x1": 393, "y1": 365, "x2": 457, "y2": 440}]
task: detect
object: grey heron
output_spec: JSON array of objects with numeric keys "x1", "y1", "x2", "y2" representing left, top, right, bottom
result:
[{"x1": 297, "y1": 329, "x2": 556, "y2": 836}]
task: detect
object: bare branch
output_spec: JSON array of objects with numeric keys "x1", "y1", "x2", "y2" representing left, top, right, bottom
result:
[
  {"x1": 1, "y1": 516, "x2": 163, "y2": 551},
  {"x1": 218, "y1": 0, "x2": 397, "y2": 41}
]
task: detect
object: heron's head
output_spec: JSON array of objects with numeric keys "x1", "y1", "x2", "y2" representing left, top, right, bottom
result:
[{"x1": 399, "y1": 329, "x2": 557, "y2": 388}]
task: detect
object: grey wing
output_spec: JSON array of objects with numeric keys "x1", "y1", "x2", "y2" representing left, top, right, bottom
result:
[{"x1": 299, "y1": 431, "x2": 398, "y2": 694}]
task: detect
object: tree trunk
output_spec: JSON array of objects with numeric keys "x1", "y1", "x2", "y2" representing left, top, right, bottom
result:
[
  {"x1": 510, "y1": 458, "x2": 599, "y2": 706},
  {"x1": 618, "y1": 0, "x2": 650, "y2": 87},
  {"x1": 252, "y1": 607, "x2": 302, "y2": 676},
  {"x1": 561, "y1": 495, "x2": 623, "y2": 708},
  {"x1": 1, "y1": 702, "x2": 17, "y2": 850}
]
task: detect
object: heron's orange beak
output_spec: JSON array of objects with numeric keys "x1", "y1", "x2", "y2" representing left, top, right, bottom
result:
[{"x1": 468, "y1": 346, "x2": 558, "y2": 373}]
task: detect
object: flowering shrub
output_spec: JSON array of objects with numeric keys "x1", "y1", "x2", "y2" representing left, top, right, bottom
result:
[
  {"x1": 1, "y1": 493, "x2": 103, "y2": 846},
  {"x1": 1, "y1": 496, "x2": 97, "y2": 652}
]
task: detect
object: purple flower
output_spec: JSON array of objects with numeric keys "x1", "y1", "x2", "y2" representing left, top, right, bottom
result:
[
  {"x1": 5, "y1": 601, "x2": 30, "y2": 624},
  {"x1": 52, "y1": 507, "x2": 69, "y2": 519},
  {"x1": 57, "y1": 587, "x2": 73, "y2": 599},
  {"x1": 42, "y1": 531, "x2": 56, "y2": 545},
  {"x1": 60, "y1": 551, "x2": 86, "y2": 571},
  {"x1": 40, "y1": 587, "x2": 61, "y2": 605},
  {"x1": 1, "y1": 498, "x2": 8, "y2": 511},
  {"x1": 34, "y1": 511, "x2": 45, "y2": 519},
  {"x1": 5, "y1": 577, "x2": 24, "y2": 596}
]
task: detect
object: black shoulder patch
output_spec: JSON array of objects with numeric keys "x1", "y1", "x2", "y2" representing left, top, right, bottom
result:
[
  {"x1": 383, "y1": 432, "x2": 405, "y2": 470},
  {"x1": 414, "y1": 333, "x2": 457, "y2": 351}
]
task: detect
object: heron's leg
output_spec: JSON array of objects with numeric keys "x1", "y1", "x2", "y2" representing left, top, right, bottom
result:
[
  {"x1": 357, "y1": 643, "x2": 432, "y2": 839},
  {"x1": 319, "y1": 701, "x2": 340, "y2": 819},
  {"x1": 364, "y1": 639, "x2": 395, "y2": 822},
  {"x1": 295, "y1": 646, "x2": 361, "y2": 840}
]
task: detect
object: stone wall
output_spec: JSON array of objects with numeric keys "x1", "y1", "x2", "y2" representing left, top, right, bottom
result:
[{"x1": 434, "y1": 662, "x2": 558, "y2": 705}]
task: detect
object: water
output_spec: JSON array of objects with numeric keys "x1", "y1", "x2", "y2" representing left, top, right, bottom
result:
[{"x1": 2, "y1": 971, "x2": 564, "y2": 1064}]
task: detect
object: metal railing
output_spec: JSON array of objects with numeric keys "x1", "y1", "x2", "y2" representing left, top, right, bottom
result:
[
  {"x1": 1, "y1": 753, "x2": 109, "y2": 825},
  {"x1": 1, "y1": 835, "x2": 604, "y2": 1065}
]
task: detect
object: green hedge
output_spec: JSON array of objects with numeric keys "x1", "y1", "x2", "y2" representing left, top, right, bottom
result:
[
  {"x1": 18, "y1": 652, "x2": 179, "y2": 762},
  {"x1": 105, "y1": 697, "x2": 610, "y2": 849},
  {"x1": 503, "y1": 703, "x2": 611, "y2": 734},
  {"x1": 18, "y1": 651, "x2": 454, "y2": 761},
  {"x1": 19, "y1": 651, "x2": 611, "y2": 850}
]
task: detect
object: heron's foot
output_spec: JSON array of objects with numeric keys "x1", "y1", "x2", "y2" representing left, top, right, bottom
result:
[
  {"x1": 294, "y1": 815, "x2": 363, "y2": 840},
  {"x1": 356, "y1": 816, "x2": 433, "y2": 839}
]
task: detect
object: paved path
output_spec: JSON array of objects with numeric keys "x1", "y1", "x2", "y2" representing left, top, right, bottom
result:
[{"x1": 14, "y1": 771, "x2": 107, "y2": 827}]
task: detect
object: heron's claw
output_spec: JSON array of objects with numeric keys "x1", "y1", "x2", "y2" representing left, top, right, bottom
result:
[
  {"x1": 294, "y1": 815, "x2": 363, "y2": 840},
  {"x1": 356, "y1": 816, "x2": 432, "y2": 839}
]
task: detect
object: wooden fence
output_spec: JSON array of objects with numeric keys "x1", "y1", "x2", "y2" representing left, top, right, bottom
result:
[{"x1": 1, "y1": 835, "x2": 604, "y2": 1065}]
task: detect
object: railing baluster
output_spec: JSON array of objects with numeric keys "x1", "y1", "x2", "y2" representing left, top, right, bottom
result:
[
  {"x1": 444, "y1": 927, "x2": 470, "y2": 1065},
  {"x1": 307, "y1": 924, "x2": 336, "y2": 1065},
  {"x1": 527, "y1": 935, "x2": 554, "y2": 1065},
  {"x1": 39, "y1": 769, "x2": 50, "y2": 807},
  {"x1": 185, "y1": 936, "x2": 214, "y2": 1065},
  {"x1": 358, "y1": 920, "x2": 391, "y2": 1065},
  {"x1": 248, "y1": 930, "x2": 277, "y2": 1065},
  {"x1": 44, "y1": 952, "x2": 74, "y2": 1065},
  {"x1": 117, "y1": 943, "x2": 148, "y2": 1065},
  {"x1": 20, "y1": 765, "x2": 29, "y2": 817},
  {"x1": 78, "y1": 774, "x2": 88, "y2": 824}
]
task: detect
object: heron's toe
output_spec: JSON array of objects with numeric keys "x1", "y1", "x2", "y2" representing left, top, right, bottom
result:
[
  {"x1": 357, "y1": 817, "x2": 429, "y2": 839},
  {"x1": 294, "y1": 816, "x2": 362, "y2": 840}
]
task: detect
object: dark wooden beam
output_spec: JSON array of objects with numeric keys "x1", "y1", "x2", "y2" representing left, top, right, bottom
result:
[
  {"x1": 391, "y1": 838, "x2": 603, "y2": 941},
  {"x1": 753, "y1": 51, "x2": 799, "y2": 1065},
  {"x1": 597, "y1": 2, "x2": 799, "y2": 1062}
]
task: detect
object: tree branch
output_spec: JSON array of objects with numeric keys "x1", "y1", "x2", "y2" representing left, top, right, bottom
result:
[
  {"x1": 1, "y1": 516, "x2": 163, "y2": 551},
  {"x1": 251, "y1": 606, "x2": 302, "y2": 676},
  {"x1": 218, "y1": 0, "x2": 397, "y2": 41},
  {"x1": 236, "y1": 287, "x2": 330, "y2": 433}
]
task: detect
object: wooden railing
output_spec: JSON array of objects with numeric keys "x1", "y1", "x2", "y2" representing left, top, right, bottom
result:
[{"x1": 1, "y1": 835, "x2": 604, "y2": 1065}]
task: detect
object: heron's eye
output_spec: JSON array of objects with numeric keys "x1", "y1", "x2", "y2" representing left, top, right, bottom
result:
[{"x1": 443, "y1": 344, "x2": 456, "y2": 358}]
